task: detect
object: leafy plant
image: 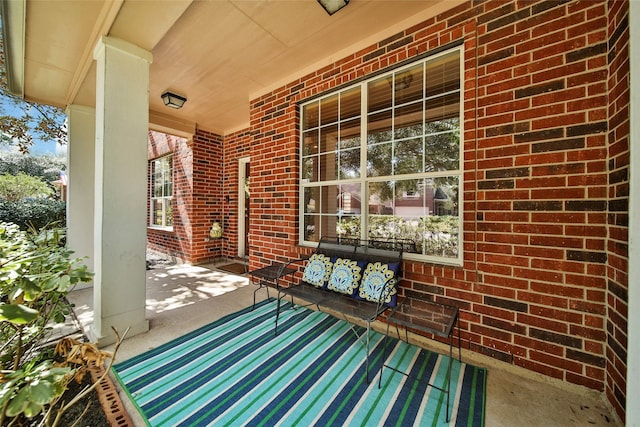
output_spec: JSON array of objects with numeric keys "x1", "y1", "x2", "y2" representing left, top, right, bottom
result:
[
  {"x1": 0, "y1": 172, "x2": 53, "y2": 202},
  {"x1": 0, "y1": 360, "x2": 71, "y2": 419},
  {"x1": 0, "y1": 222, "x2": 93, "y2": 425},
  {"x1": 0, "y1": 151, "x2": 66, "y2": 184},
  {"x1": 336, "y1": 214, "x2": 459, "y2": 258},
  {"x1": 0, "y1": 199, "x2": 66, "y2": 231}
]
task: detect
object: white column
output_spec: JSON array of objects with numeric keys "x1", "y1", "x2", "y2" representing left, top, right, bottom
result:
[
  {"x1": 91, "y1": 36, "x2": 152, "y2": 346},
  {"x1": 628, "y1": 1, "x2": 639, "y2": 425},
  {"x1": 66, "y1": 105, "x2": 95, "y2": 284}
]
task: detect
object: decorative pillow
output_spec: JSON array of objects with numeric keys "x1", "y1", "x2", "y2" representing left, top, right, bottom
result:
[
  {"x1": 357, "y1": 262, "x2": 401, "y2": 307},
  {"x1": 327, "y1": 258, "x2": 365, "y2": 296},
  {"x1": 301, "y1": 254, "x2": 333, "y2": 288}
]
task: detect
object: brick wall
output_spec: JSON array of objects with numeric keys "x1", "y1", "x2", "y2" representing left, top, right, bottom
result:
[
  {"x1": 221, "y1": 128, "x2": 252, "y2": 259},
  {"x1": 147, "y1": 131, "x2": 191, "y2": 260},
  {"x1": 246, "y1": 0, "x2": 627, "y2": 421},
  {"x1": 190, "y1": 129, "x2": 224, "y2": 263},
  {"x1": 606, "y1": 0, "x2": 629, "y2": 419},
  {"x1": 147, "y1": 129, "x2": 224, "y2": 264}
]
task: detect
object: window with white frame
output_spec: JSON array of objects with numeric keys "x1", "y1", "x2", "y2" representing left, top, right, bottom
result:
[
  {"x1": 300, "y1": 47, "x2": 462, "y2": 265},
  {"x1": 150, "y1": 155, "x2": 173, "y2": 229}
]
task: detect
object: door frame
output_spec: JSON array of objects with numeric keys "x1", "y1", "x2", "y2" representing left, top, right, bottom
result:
[{"x1": 238, "y1": 156, "x2": 250, "y2": 258}]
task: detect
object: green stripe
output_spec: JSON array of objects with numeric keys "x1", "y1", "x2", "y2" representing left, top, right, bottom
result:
[
  {"x1": 363, "y1": 342, "x2": 414, "y2": 425},
  {"x1": 287, "y1": 332, "x2": 371, "y2": 425},
  {"x1": 480, "y1": 367, "x2": 487, "y2": 427},
  {"x1": 255, "y1": 328, "x2": 355, "y2": 426},
  {"x1": 324, "y1": 339, "x2": 387, "y2": 426},
  {"x1": 467, "y1": 367, "x2": 478, "y2": 427},
  {"x1": 177, "y1": 312, "x2": 334, "y2": 425},
  {"x1": 113, "y1": 301, "x2": 486, "y2": 427},
  {"x1": 430, "y1": 357, "x2": 452, "y2": 427},
  {"x1": 397, "y1": 352, "x2": 432, "y2": 427},
  {"x1": 229, "y1": 319, "x2": 347, "y2": 425},
  {"x1": 111, "y1": 369, "x2": 152, "y2": 427},
  {"x1": 150, "y1": 308, "x2": 315, "y2": 423}
]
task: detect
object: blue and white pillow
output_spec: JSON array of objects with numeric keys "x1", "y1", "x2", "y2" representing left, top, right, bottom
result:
[
  {"x1": 327, "y1": 258, "x2": 364, "y2": 296},
  {"x1": 357, "y1": 262, "x2": 400, "y2": 307},
  {"x1": 301, "y1": 254, "x2": 333, "y2": 288}
]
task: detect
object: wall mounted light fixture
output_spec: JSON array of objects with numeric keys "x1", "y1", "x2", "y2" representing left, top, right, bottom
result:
[
  {"x1": 161, "y1": 91, "x2": 187, "y2": 109},
  {"x1": 317, "y1": 0, "x2": 349, "y2": 16}
]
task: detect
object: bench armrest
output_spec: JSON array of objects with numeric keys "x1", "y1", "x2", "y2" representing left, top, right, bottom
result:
[
  {"x1": 274, "y1": 255, "x2": 309, "y2": 289},
  {"x1": 374, "y1": 276, "x2": 399, "y2": 312}
]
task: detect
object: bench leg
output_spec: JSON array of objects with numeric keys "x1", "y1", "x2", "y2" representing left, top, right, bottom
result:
[
  {"x1": 274, "y1": 293, "x2": 282, "y2": 336},
  {"x1": 378, "y1": 320, "x2": 392, "y2": 388},
  {"x1": 252, "y1": 283, "x2": 261, "y2": 310},
  {"x1": 457, "y1": 314, "x2": 462, "y2": 362},
  {"x1": 365, "y1": 322, "x2": 371, "y2": 384},
  {"x1": 446, "y1": 327, "x2": 453, "y2": 422},
  {"x1": 251, "y1": 280, "x2": 272, "y2": 310},
  {"x1": 341, "y1": 317, "x2": 374, "y2": 384},
  {"x1": 444, "y1": 314, "x2": 460, "y2": 422}
]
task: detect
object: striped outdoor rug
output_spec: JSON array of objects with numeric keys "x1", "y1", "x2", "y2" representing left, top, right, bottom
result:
[{"x1": 113, "y1": 299, "x2": 486, "y2": 426}]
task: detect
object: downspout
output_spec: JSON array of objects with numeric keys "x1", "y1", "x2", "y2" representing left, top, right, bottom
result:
[
  {"x1": 473, "y1": 17, "x2": 480, "y2": 350},
  {"x1": 627, "y1": 1, "x2": 640, "y2": 424},
  {"x1": 0, "y1": 0, "x2": 26, "y2": 98}
]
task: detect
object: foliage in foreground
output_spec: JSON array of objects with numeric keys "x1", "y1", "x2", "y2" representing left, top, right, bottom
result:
[{"x1": 0, "y1": 222, "x2": 97, "y2": 425}]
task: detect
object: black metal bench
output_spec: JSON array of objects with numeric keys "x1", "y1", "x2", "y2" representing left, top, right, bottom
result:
[{"x1": 273, "y1": 236, "x2": 416, "y2": 382}]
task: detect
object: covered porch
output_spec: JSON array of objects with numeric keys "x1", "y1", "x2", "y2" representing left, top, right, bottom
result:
[
  {"x1": 68, "y1": 262, "x2": 615, "y2": 426},
  {"x1": 1, "y1": 0, "x2": 638, "y2": 424}
]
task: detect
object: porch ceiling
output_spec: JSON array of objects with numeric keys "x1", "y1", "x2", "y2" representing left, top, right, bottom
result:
[{"x1": 4, "y1": 0, "x2": 462, "y2": 135}]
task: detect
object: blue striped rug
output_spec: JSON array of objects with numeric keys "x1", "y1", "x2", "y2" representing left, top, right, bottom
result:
[{"x1": 113, "y1": 299, "x2": 486, "y2": 426}]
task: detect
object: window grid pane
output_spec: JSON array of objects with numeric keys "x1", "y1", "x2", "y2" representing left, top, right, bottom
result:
[
  {"x1": 367, "y1": 178, "x2": 459, "y2": 258},
  {"x1": 302, "y1": 87, "x2": 362, "y2": 184},
  {"x1": 150, "y1": 155, "x2": 174, "y2": 228},
  {"x1": 300, "y1": 48, "x2": 461, "y2": 263}
]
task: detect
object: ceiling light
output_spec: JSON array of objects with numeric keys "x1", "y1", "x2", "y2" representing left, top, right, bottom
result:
[
  {"x1": 317, "y1": 0, "x2": 349, "y2": 16},
  {"x1": 161, "y1": 91, "x2": 187, "y2": 109}
]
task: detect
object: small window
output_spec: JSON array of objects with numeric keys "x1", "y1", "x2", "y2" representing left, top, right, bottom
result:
[{"x1": 149, "y1": 155, "x2": 173, "y2": 229}]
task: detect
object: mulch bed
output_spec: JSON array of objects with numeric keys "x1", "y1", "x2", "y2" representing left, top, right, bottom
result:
[{"x1": 11, "y1": 374, "x2": 109, "y2": 427}]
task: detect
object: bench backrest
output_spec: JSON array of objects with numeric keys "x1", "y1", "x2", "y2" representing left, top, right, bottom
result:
[
  {"x1": 297, "y1": 236, "x2": 416, "y2": 308},
  {"x1": 315, "y1": 236, "x2": 416, "y2": 273}
]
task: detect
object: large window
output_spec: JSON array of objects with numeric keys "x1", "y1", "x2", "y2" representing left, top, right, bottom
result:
[
  {"x1": 150, "y1": 155, "x2": 173, "y2": 229},
  {"x1": 300, "y1": 47, "x2": 462, "y2": 265}
]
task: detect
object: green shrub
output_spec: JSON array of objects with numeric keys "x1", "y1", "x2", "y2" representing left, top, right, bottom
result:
[
  {"x1": 0, "y1": 173, "x2": 53, "y2": 202},
  {"x1": 0, "y1": 199, "x2": 66, "y2": 230},
  {"x1": 336, "y1": 214, "x2": 459, "y2": 258},
  {"x1": 0, "y1": 222, "x2": 93, "y2": 424}
]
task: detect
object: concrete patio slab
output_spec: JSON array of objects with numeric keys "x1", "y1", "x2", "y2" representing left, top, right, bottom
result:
[{"x1": 67, "y1": 262, "x2": 619, "y2": 427}]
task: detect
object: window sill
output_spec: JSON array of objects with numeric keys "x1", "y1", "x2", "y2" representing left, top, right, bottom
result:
[{"x1": 148, "y1": 226, "x2": 174, "y2": 233}]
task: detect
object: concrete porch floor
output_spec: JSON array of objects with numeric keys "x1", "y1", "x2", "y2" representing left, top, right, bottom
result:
[{"x1": 67, "y1": 262, "x2": 620, "y2": 427}]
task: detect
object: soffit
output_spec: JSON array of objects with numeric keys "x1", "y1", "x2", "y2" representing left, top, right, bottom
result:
[
  {"x1": 23, "y1": 1, "x2": 104, "y2": 106},
  {"x1": 16, "y1": 0, "x2": 461, "y2": 136}
]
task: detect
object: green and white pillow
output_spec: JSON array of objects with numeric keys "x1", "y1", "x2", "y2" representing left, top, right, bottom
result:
[
  {"x1": 301, "y1": 254, "x2": 333, "y2": 288},
  {"x1": 357, "y1": 262, "x2": 400, "y2": 307},
  {"x1": 327, "y1": 258, "x2": 364, "y2": 296}
]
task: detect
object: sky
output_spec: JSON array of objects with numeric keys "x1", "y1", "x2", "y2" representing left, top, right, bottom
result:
[
  {"x1": 0, "y1": 93, "x2": 67, "y2": 157},
  {"x1": 0, "y1": 19, "x2": 66, "y2": 157}
]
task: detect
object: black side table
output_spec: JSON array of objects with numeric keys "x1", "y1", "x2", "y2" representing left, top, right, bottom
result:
[
  {"x1": 248, "y1": 263, "x2": 298, "y2": 309},
  {"x1": 379, "y1": 297, "x2": 461, "y2": 422}
]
